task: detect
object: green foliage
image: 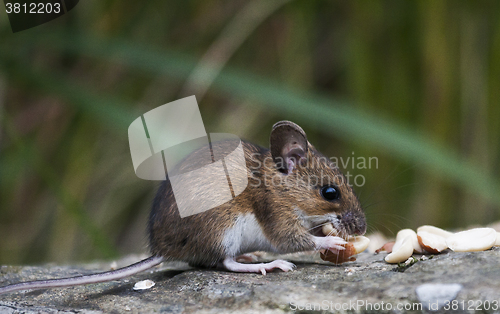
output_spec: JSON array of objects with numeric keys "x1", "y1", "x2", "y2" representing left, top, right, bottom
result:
[{"x1": 0, "y1": 0, "x2": 499, "y2": 264}]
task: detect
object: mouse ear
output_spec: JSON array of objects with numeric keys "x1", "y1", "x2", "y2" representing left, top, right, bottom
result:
[{"x1": 270, "y1": 121, "x2": 308, "y2": 174}]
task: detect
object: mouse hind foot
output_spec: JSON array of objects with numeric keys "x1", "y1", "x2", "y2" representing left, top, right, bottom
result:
[{"x1": 221, "y1": 257, "x2": 295, "y2": 275}]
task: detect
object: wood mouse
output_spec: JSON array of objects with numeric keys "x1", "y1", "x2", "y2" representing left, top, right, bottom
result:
[{"x1": 0, "y1": 120, "x2": 366, "y2": 294}]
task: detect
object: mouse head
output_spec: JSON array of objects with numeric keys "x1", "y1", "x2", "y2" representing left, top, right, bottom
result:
[{"x1": 267, "y1": 121, "x2": 366, "y2": 238}]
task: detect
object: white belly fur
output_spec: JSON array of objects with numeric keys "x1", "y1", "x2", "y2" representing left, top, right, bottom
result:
[{"x1": 222, "y1": 213, "x2": 276, "y2": 256}]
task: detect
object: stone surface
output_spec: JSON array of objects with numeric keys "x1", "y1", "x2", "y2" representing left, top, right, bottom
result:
[
  {"x1": 1, "y1": 248, "x2": 499, "y2": 313},
  {"x1": 415, "y1": 283, "x2": 463, "y2": 311}
]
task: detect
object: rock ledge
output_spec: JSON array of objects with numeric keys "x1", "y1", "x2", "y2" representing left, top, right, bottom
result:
[{"x1": 1, "y1": 248, "x2": 499, "y2": 313}]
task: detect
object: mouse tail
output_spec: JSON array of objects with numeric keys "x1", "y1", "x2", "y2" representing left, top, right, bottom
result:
[{"x1": 0, "y1": 255, "x2": 164, "y2": 294}]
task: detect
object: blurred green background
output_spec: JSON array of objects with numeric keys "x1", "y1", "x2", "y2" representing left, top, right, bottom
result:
[{"x1": 0, "y1": 0, "x2": 499, "y2": 265}]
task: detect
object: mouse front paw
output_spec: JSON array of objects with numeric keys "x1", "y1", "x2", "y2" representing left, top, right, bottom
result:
[{"x1": 313, "y1": 235, "x2": 347, "y2": 252}]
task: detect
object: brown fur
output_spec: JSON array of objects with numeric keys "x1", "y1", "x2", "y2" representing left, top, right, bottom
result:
[{"x1": 148, "y1": 122, "x2": 366, "y2": 268}]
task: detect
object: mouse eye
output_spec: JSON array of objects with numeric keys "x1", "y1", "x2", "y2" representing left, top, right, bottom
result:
[{"x1": 320, "y1": 185, "x2": 340, "y2": 201}]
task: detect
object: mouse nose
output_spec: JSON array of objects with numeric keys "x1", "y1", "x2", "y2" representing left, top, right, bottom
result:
[{"x1": 341, "y1": 211, "x2": 366, "y2": 235}]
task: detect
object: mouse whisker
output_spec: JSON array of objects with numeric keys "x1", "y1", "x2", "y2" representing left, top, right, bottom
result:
[{"x1": 305, "y1": 222, "x2": 331, "y2": 232}]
